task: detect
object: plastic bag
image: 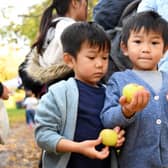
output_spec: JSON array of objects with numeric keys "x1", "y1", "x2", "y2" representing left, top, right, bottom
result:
[{"x1": 0, "y1": 99, "x2": 10, "y2": 144}]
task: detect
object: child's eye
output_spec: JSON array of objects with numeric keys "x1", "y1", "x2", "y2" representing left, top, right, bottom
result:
[
  {"x1": 152, "y1": 41, "x2": 160, "y2": 45},
  {"x1": 133, "y1": 40, "x2": 141, "y2": 44},
  {"x1": 87, "y1": 56, "x2": 95, "y2": 60},
  {"x1": 102, "y1": 56, "x2": 108, "y2": 60}
]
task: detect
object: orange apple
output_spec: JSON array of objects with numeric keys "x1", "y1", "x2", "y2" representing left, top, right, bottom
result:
[{"x1": 99, "y1": 129, "x2": 118, "y2": 146}]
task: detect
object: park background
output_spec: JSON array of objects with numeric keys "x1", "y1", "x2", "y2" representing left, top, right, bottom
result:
[
  {"x1": 0, "y1": 0, "x2": 98, "y2": 167},
  {"x1": 0, "y1": 0, "x2": 98, "y2": 109}
]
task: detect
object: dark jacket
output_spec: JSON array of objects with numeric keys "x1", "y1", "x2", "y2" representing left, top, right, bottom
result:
[
  {"x1": 0, "y1": 82, "x2": 3, "y2": 97},
  {"x1": 93, "y1": 0, "x2": 135, "y2": 30}
]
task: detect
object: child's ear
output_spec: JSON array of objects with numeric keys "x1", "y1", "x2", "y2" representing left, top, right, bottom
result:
[
  {"x1": 71, "y1": 0, "x2": 79, "y2": 8},
  {"x1": 163, "y1": 45, "x2": 168, "y2": 53},
  {"x1": 120, "y1": 41, "x2": 129, "y2": 56},
  {"x1": 63, "y1": 53, "x2": 74, "y2": 69}
]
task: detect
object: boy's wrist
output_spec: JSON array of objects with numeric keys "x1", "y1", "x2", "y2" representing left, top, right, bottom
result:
[
  {"x1": 56, "y1": 138, "x2": 81, "y2": 153},
  {"x1": 122, "y1": 106, "x2": 136, "y2": 118}
]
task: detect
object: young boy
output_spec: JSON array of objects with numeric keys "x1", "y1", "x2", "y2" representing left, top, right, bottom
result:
[
  {"x1": 101, "y1": 11, "x2": 168, "y2": 168},
  {"x1": 137, "y1": 0, "x2": 168, "y2": 73},
  {"x1": 35, "y1": 22, "x2": 125, "y2": 168}
]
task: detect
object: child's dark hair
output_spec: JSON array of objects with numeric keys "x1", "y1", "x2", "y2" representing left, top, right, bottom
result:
[
  {"x1": 121, "y1": 11, "x2": 168, "y2": 48},
  {"x1": 61, "y1": 22, "x2": 111, "y2": 58},
  {"x1": 32, "y1": 0, "x2": 74, "y2": 54}
]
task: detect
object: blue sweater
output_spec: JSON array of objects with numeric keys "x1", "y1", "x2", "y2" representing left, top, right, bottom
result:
[{"x1": 101, "y1": 70, "x2": 168, "y2": 168}]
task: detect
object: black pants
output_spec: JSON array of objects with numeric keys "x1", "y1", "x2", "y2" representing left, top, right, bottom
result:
[{"x1": 38, "y1": 151, "x2": 43, "y2": 168}]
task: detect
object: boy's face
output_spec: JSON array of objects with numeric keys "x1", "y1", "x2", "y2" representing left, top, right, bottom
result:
[
  {"x1": 71, "y1": 42, "x2": 109, "y2": 86},
  {"x1": 121, "y1": 28, "x2": 165, "y2": 70}
]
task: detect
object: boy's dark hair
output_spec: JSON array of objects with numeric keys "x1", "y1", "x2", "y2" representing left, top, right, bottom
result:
[
  {"x1": 61, "y1": 22, "x2": 111, "y2": 58},
  {"x1": 121, "y1": 11, "x2": 168, "y2": 48}
]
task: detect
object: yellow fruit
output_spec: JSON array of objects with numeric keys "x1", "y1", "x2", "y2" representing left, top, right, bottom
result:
[
  {"x1": 99, "y1": 129, "x2": 118, "y2": 146},
  {"x1": 122, "y1": 83, "x2": 144, "y2": 103}
]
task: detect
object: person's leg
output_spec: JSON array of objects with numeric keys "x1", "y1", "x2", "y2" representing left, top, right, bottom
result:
[
  {"x1": 38, "y1": 151, "x2": 43, "y2": 168},
  {"x1": 29, "y1": 110, "x2": 35, "y2": 124},
  {"x1": 26, "y1": 110, "x2": 31, "y2": 124},
  {"x1": 25, "y1": 110, "x2": 29, "y2": 124},
  {"x1": 26, "y1": 110, "x2": 33, "y2": 128}
]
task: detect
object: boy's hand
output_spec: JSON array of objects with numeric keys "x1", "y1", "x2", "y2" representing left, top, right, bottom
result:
[
  {"x1": 119, "y1": 88, "x2": 150, "y2": 118},
  {"x1": 113, "y1": 126, "x2": 125, "y2": 147},
  {"x1": 78, "y1": 137, "x2": 110, "y2": 159}
]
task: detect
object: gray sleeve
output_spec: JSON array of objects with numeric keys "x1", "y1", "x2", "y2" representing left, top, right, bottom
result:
[{"x1": 34, "y1": 88, "x2": 64, "y2": 154}]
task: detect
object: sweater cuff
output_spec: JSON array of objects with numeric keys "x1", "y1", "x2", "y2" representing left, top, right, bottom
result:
[{"x1": 0, "y1": 83, "x2": 3, "y2": 97}]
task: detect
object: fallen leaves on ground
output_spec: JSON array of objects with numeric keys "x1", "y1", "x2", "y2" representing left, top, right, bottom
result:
[{"x1": 0, "y1": 122, "x2": 41, "y2": 168}]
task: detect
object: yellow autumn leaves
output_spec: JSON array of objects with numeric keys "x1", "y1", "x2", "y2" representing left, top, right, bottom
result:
[{"x1": 0, "y1": 56, "x2": 18, "y2": 81}]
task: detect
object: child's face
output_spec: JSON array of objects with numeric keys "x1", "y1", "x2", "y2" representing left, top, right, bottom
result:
[
  {"x1": 26, "y1": 90, "x2": 33, "y2": 97},
  {"x1": 72, "y1": 42, "x2": 109, "y2": 86},
  {"x1": 121, "y1": 28, "x2": 165, "y2": 70}
]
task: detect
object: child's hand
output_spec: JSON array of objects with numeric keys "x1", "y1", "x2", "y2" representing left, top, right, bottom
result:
[
  {"x1": 113, "y1": 126, "x2": 125, "y2": 147},
  {"x1": 78, "y1": 137, "x2": 110, "y2": 159},
  {"x1": 1, "y1": 85, "x2": 10, "y2": 100},
  {"x1": 119, "y1": 88, "x2": 150, "y2": 118}
]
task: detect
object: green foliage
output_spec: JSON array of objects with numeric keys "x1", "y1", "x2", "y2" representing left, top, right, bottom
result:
[
  {"x1": 0, "y1": 0, "x2": 98, "y2": 45},
  {"x1": 18, "y1": 0, "x2": 98, "y2": 44},
  {"x1": 88, "y1": 0, "x2": 98, "y2": 20},
  {"x1": 19, "y1": 1, "x2": 49, "y2": 45},
  {"x1": 7, "y1": 108, "x2": 25, "y2": 125}
]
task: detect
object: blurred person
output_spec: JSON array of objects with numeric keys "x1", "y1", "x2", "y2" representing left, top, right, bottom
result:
[
  {"x1": 93, "y1": 0, "x2": 135, "y2": 30},
  {"x1": 0, "y1": 82, "x2": 10, "y2": 144},
  {"x1": 23, "y1": 90, "x2": 39, "y2": 129},
  {"x1": 26, "y1": 0, "x2": 88, "y2": 87}
]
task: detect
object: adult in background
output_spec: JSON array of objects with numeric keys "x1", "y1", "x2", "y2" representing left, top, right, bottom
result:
[
  {"x1": 0, "y1": 82, "x2": 10, "y2": 144},
  {"x1": 93, "y1": 0, "x2": 135, "y2": 31},
  {"x1": 22, "y1": 90, "x2": 39, "y2": 129},
  {"x1": 26, "y1": 0, "x2": 88, "y2": 87}
]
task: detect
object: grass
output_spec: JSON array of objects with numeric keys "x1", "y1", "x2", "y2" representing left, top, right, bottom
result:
[{"x1": 7, "y1": 108, "x2": 26, "y2": 125}]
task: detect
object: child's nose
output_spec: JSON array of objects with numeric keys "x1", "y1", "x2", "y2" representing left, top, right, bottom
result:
[
  {"x1": 95, "y1": 59, "x2": 103, "y2": 67},
  {"x1": 142, "y1": 43, "x2": 151, "y2": 53}
]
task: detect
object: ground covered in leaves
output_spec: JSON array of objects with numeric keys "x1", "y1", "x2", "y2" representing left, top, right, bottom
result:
[{"x1": 0, "y1": 122, "x2": 41, "y2": 168}]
